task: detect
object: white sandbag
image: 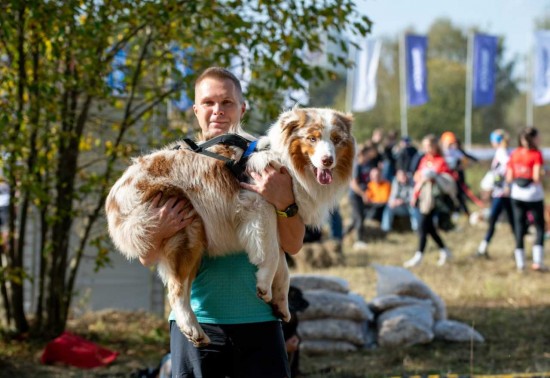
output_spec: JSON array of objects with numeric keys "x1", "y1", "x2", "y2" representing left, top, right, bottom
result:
[
  {"x1": 377, "y1": 304, "x2": 434, "y2": 348},
  {"x1": 298, "y1": 318, "x2": 366, "y2": 346},
  {"x1": 290, "y1": 274, "x2": 349, "y2": 293},
  {"x1": 373, "y1": 264, "x2": 447, "y2": 320},
  {"x1": 300, "y1": 339, "x2": 358, "y2": 354},
  {"x1": 348, "y1": 292, "x2": 375, "y2": 322},
  {"x1": 369, "y1": 294, "x2": 434, "y2": 314},
  {"x1": 434, "y1": 320, "x2": 485, "y2": 343},
  {"x1": 298, "y1": 290, "x2": 373, "y2": 321}
]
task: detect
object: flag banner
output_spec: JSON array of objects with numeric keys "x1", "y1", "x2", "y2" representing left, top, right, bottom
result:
[
  {"x1": 405, "y1": 35, "x2": 429, "y2": 107},
  {"x1": 533, "y1": 30, "x2": 550, "y2": 106},
  {"x1": 106, "y1": 48, "x2": 127, "y2": 96},
  {"x1": 351, "y1": 39, "x2": 382, "y2": 112},
  {"x1": 170, "y1": 45, "x2": 193, "y2": 111},
  {"x1": 472, "y1": 33, "x2": 498, "y2": 107}
]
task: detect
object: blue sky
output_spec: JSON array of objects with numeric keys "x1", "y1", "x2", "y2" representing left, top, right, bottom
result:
[{"x1": 358, "y1": 0, "x2": 550, "y2": 79}]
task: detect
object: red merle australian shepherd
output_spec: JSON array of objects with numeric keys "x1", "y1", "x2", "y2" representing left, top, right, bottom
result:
[{"x1": 105, "y1": 107, "x2": 355, "y2": 346}]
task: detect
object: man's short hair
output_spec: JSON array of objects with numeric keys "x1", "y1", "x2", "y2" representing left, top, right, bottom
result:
[{"x1": 195, "y1": 67, "x2": 244, "y2": 103}]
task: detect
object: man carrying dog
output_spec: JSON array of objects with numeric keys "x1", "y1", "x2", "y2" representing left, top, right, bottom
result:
[{"x1": 139, "y1": 67, "x2": 305, "y2": 378}]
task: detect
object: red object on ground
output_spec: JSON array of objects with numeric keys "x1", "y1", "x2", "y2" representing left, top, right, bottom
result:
[{"x1": 40, "y1": 331, "x2": 118, "y2": 369}]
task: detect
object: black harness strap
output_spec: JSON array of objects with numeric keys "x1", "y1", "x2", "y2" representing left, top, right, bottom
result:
[{"x1": 178, "y1": 133, "x2": 258, "y2": 180}]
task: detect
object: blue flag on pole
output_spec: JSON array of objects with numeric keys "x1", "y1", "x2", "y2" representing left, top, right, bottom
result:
[
  {"x1": 106, "y1": 48, "x2": 127, "y2": 96},
  {"x1": 533, "y1": 30, "x2": 550, "y2": 106},
  {"x1": 472, "y1": 34, "x2": 498, "y2": 107},
  {"x1": 170, "y1": 45, "x2": 193, "y2": 111},
  {"x1": 405, "y1": 35, "x2": 429, "y2": 107}
]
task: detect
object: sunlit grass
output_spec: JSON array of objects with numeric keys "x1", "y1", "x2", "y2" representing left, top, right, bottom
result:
[{"x1": 298, "y1": 173, "x2": 550, "y2": 377}]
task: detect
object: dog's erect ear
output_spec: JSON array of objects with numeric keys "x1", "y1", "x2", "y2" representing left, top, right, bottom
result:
[
  {"x1": 335, "y1": 111, "x2": 353, "y2": 133},
  {"x1": 279, "y1": 107, "x2": 306, "y2": 133}
]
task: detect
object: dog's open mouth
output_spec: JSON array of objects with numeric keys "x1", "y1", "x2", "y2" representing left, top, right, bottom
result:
[{"x1": 313, "y1": 167, "x2": 333, "y2": 185}]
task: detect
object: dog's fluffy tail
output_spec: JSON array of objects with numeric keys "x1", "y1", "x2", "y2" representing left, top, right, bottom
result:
[{"x1": 105, "y1": 174, "x2": 155, "y2": 261}]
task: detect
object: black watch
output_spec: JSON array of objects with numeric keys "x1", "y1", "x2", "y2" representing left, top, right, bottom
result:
[{"x1": 276, "y1": 203, "x2": 299, "y2": 218}]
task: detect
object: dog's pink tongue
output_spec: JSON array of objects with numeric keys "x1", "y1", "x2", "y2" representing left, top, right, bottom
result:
[{"x1": 317, "y1": 169, "x2": 333, "y2": 185}]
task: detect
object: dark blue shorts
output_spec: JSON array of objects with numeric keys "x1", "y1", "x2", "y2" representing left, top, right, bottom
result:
[{"x1": 170, "y1": 320, "x2": 290, "y2": 378}]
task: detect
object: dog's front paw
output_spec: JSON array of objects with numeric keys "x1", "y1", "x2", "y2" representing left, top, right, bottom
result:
[
  {"x1": 256, "y1": 284, "x2": 272, "y2": 303},
  {"x1": 179, "y1": 322, "x2": 211, "y2": 347}
]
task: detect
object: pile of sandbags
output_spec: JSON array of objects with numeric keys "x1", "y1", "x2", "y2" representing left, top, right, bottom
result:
[
  {"x1": 371, "y1": 265, "x2": 484, "y2": 348},
  {"x1": 290, "y1": 267, "x2": 484, "y2": 354},
  {"x1": 290, "y1": 274, "x2": 374, "y2": 354}
]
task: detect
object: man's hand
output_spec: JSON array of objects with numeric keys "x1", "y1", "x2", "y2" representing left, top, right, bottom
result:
[
  {"x1": 140, "y1": 193, "x2": 196, "y2": 266},
  {"x1": 241, "y1": 165, "x2": 295, "y2": 211},
  {"x1": 241, "y1": 164, "x2": 304, "y2": 255}
]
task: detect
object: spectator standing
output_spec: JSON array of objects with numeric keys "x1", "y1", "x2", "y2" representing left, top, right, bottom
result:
[
  {"x1": 346, "y1": 144, "x2": 378, "y2": 250},
  {"x1": 380, "y1": 130, "x2": 398, "y2": 182},
  {"x1": 506, "y1": 127, "x2": 546, "y2": 271},
  {"x1": 475, "y1": 129, "x2": 515, "y2": 258},
  {"x1": 404, "y1": 134, "x2": 453, "y2": 268},
  {"x1": 381, "y1": 169, "x2": 419, "y2": 233},
  {"x1": 394, "y1": 136, "x2": 420, "y2": 178},
  {"x1": 440, "y1": 131, "x2": 479, "y2": 217}
]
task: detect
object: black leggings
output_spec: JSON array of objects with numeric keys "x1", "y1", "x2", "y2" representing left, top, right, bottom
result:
[
  {"x1": 484, "y1": 196, "x2": 515, "y2": 242},
  {"x1": 511, "y1": 199, "x2": 545, "y2": 249},
  {"x1": 417, "y1": 210, "x2": 446, "y2": 253},
  {"x1": 346, "y1": 193, "x2": 366, "y2": 241}
]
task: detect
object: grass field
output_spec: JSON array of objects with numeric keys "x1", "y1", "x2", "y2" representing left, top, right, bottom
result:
[
  {"x1": 298, "y1": 219, "x2": 550, "y2": 377},
  {"x1": 1, "y1": 164, "x2": 549, "y2": 377}
]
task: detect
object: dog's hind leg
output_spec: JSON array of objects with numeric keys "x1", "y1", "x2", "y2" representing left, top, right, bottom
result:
[
  {"x1": 270, "y1": 248, "x2": 291, "y2": 322},
  {"x1": 162, "y1": 232, "x2": 209, "y2": 347}
]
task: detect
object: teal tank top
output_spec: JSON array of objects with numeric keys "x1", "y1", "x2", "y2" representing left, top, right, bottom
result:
[{"x1": 168, "y1": 253, "x2": 277, "y2": 324}]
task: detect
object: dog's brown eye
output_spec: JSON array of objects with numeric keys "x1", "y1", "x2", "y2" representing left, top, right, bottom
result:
[{"x1": 332, "y1": 136, "x2": 342, "y2": 144}]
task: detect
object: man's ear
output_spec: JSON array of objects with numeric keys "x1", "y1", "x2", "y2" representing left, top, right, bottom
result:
[
  {"x1": 240, "y1": 101, "x2": 247, "y2": 118},
  {"x1": 192, "y1": 104, "x2": 198, "y2": 116}
]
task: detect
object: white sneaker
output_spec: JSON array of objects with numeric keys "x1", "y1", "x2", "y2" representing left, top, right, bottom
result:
[
  {"x1": 437, "y1": 248, "x2": 452, "y2": 266},
  {"x1": 514, "y1": 249, "x2": 525, "y2": 271},
  {"x1": 478, "y1": 240, "x2": 488, "y2": 254},
  {"x1": 353, "y1": 240, "x2": 368, "y2": 251},
  {"x1": 404, "y1": 252, "x2": 423, "y2": 268}
]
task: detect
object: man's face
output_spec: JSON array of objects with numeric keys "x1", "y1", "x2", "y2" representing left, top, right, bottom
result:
[{"x1": 193, "y1": 77, "x2": 246, "y2": 139}]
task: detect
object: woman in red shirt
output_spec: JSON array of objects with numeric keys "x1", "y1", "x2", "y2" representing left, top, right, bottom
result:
[
  {"x1": 506, "y1": 127, "x2": 546, "y2": 271},
  {"x1": 404, "y1": 134, "x2": 453, "y2": 268}
]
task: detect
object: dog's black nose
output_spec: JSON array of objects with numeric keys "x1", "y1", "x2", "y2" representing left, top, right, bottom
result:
[{"x1": 321, "y1": 156, "x2": 333, "y2": 167}]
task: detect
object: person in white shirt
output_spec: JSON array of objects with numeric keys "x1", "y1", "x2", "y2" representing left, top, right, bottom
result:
[{"x1": 475, "y1": 130, "x2": 515, "y2": 258}]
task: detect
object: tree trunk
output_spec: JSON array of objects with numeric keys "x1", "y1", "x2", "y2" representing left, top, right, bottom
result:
[{"x1": 9, "y1": 0, "x2": 29, "y2": 334}]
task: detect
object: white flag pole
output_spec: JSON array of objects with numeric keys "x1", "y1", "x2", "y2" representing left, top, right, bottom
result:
[
  {"x1": 345, "y1": 42, "x2": 355, "y2": 114},
  {"x1": 399, "y1": 32, "x2": 408, "y2": 137},
  {"x1": 526, "y1": 48, "x2": 534, "y2": 127},
  {"x1": 464, "y1": 31, "x2": 474, "y2": 148}
]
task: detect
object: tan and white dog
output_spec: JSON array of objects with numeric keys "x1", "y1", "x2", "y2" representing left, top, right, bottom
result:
[{"x1": 105, "y1": 107, "x2": 355, "y2": 346}]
